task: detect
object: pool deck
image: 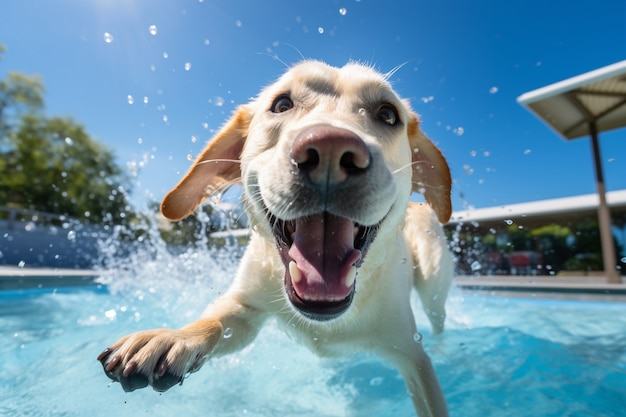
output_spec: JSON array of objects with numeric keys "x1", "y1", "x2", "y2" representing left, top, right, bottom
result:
[
  {"x1": 455, "y1": 275, "x2": 626, "y2": 302},
  {"x1": 1, "y1": 266, "x2": 625, "y2": 301}
]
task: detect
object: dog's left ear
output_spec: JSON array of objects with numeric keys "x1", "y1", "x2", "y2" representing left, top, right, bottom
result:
[
  {"x1": 408, "y1": 114, "x2": 452, "y2": 224},
  {"x1": 160, "y1": 106, "x2": 252, "y2": 221}
]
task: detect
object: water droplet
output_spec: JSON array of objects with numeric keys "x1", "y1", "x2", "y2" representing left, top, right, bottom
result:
[
  {"x1": 370, "y1": 377, "x2": 384, "y2": 386},
  {"x1": 143, "y1": 96, "x2": 149, "y2": 104},
  {"x1": 127, "y1": 95, "x2": 134, "y2": 105},
  {"x1": 421, "y1": 96, "x2": 434, "y2": 103},
  {"x1": 191, "y1": 136, "x2": 197, "y2": 143},
  {"x1": 64, "y1": 137, "x2": 73, "y2": 145},
  {"x1": 163, "y1": 52, "x2": 169, "y2": 59},
  {"x1": 137, "y1": 137, "x2": 143, "y2": 144},
  {"x1": 489, "y1": 86, "x2": 498, "y2": 94},
  {"x1": 203, "y1": 39, "x2": 210, "y2": 45},
  {"x1": 214, "y1": 96, "x2": 224, "y2": 107},
  {"x1": 470, "y1": 261, "x2": 482, "y2": 271},
  {"x1": 187, "y1": 154, "x2": 193, "y2": 161},
  {"x1": 453, "y1": 127, "x2": 464, "y2": 136},
  {"x1": 318, "y1": 27, "x2": 324, "y2": 34},
  {"x1": 523, "y1": 149, "x2": 532, "y2": 155},
  {"x1": 235, "y1": 20, "x2": 242, "y2": 27},
  {"x1": 67, "y1": 230, "x2": 76, "y2": 241},
  {"x1": 18, "y1": 260, "x2": 26, "y2": 268},
  {"x1": 459, "y1": 342, "x2": 467, "y2": 350},
  {"x1": 413, "y1": 332, "x2": 423, "y2": 343},
  {"x1": 105, "y1": 309, "x2": 117, "y2": 319},
  {"x1": 149, "y1": 25, "x2": 158, "y2": 36},
  {"x1": 162, "y1": 115, "x2": 168, "y2": 123},
  {"x1": 103, "y1": 32, "x2": 114, "y2": 43},
  {"x1": 339, "y1": 7, "x2": 347, "y2": 15},
  {"x1": 184, "y1": 62, "x2": 192, "y2": 71},
  {"x1": 504, "y1": 219, "x2": 513, "y2": 225},
  {"x1": 223, "y1": 327, "x2": 233, "y2": 338}
]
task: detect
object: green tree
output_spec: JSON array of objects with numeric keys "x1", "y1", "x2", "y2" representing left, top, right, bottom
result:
[
  {"x1": 1, "y1": 46, "x2": 132, "y2": 224},
  {"x1": 0, "y1": 46, "x2": 45, "y2": 142}
]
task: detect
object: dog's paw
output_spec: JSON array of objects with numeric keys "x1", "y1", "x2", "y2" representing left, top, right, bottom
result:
[{"x1": 97, "y1": 320, "x2": 223, "y2": 392}]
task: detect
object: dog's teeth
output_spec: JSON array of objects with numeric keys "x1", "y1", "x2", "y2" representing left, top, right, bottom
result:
[
  {"x1": 344, "y1": 266, "x2": 357, "y2": 288},
  {"x1": 289, "y1": 261, "x2": 303, "y2": 284}
]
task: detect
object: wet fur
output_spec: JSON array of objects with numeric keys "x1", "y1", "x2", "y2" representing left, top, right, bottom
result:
[{"x1": 98, "y1": 61, "x2": 454, "y2": 417}]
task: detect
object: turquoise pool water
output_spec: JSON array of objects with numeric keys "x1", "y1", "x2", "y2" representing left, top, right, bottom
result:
[{"x1": 1, "y1": 250, "x2": 625, "y2": 416}]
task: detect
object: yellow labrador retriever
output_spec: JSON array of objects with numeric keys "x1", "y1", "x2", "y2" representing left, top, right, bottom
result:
[{"x1": 98, "y1": 61, "x2": 454, "y2": 417}]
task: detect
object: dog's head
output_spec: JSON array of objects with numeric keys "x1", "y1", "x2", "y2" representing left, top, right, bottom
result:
[{"x1": 160, "y1": 61, "x2": 451, "y2": 321}]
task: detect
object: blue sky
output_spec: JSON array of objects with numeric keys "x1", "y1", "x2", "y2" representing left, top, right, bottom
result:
[{"x1": 2, "y1": 0, "x2": 625, "y2": 213}]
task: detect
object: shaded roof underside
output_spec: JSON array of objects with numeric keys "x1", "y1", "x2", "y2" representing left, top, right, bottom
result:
[{"x1": 517, "y1": 60, "x2": 626, "y2": 140}]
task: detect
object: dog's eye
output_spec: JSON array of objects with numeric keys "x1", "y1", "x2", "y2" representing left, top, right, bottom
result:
[
  {"x1": 376, "y1": 104, "x2": 398, "y2": 126},
  {"x1": 271, "y1": 95, "x2": 294, "y2": 113}
]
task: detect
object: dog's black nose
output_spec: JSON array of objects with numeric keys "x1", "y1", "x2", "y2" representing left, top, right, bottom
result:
[{"x1": 291, "y1": 125, "x2": 370, "y2": 186}]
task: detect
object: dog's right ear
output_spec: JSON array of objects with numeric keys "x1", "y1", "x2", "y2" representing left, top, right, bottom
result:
[{"x1": 160, "y1": 106, "x2": 252, "y2": 221}]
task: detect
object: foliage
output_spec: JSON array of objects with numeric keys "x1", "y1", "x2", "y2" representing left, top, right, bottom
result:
[
  {"x1": 0, "y1": 46, "x2": 132, "y2": 224},
  {"x1": 449, "y1": 219, "x2": 624, "y2": 275}
]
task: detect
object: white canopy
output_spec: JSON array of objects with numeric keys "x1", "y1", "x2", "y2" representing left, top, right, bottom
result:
[{"x1": 517, "y1": 60, "x2": 626, "y2": 139}]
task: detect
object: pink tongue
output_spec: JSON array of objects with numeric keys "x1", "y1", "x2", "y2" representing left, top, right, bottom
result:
[{"x1": 288, "y1": 213, "x2": 361, "y2": 300}]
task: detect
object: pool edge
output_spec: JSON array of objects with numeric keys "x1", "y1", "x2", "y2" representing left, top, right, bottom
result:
[{"x1": 0, "y1": 266, "x2": 100, "y2": 290}]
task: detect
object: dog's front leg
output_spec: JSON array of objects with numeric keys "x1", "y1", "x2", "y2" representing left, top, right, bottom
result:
[
  {"x1": 379, "y1": 341, "x2": 448, "y2": 417},
  {"x1": 97, "y1": 292, "x2": 266, "y2": 392},
  {"x1": 376, "y1": 318, "x2": 449, "y2": 417}
]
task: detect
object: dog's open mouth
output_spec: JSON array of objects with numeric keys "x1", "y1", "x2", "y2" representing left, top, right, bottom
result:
[{"x1": 270, "y1": 211, "x2": 380, "y2": 321}]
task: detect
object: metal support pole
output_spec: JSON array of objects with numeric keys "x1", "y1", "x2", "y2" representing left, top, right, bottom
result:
[{"x1": 589, "y1": 122, "x2": 620, "y2": 283}]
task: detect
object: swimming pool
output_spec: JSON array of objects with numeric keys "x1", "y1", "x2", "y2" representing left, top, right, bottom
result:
[{"x1": 1, "y1": 248, "x2": 624, "y2": 417}]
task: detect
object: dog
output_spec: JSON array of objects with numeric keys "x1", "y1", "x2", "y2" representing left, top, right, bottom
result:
[{"x1": 98, "y1": 60, "x2": 454, "y2": 417}]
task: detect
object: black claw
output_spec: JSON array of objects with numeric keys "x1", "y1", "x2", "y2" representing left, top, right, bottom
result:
[{"x1": 97, "y1": 348, "x2": 112, "y2": 363}]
